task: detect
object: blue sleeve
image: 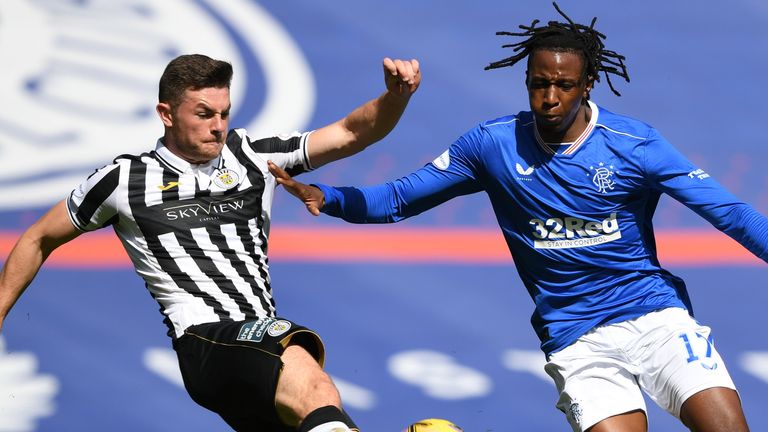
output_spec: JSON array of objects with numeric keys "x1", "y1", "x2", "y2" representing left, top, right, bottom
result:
[
  {"x1": 315, "y1": 137, "x2": 485, "y2": 223},
  {"x1": 643, "y1": 129, "x2": 768, "y2": 261}
]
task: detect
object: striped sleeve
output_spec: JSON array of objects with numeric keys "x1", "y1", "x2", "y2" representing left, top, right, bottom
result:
[
  {"x1": 242, "y1": 129, "x2": 312, "y2": 176},
  {"x1": 66, "y1": 163, "x2": 121, "y2": 231}
]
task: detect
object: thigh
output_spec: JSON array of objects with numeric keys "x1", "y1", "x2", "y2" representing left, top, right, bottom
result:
[
  {"x1": 175, "y1": 317, "x2": 324, "y2": 430},
  {"x1": 274, "y1": 343, "x2": 342, "y2": 427},
  {"x1": 634, "y1": 309, "x2": 737, "y2": 418},
  {"x1": 546, "y1": 338, "x2": 646, "y2": 432},
  {"x1": 587, "y1": 410, "x2": 647, "y2": 432},
  {"x1": 679, "y1": 387, "x2": 748, "y2": 432}
]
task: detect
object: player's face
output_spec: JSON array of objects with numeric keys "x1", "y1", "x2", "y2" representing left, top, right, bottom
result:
[
  {"x1": 526, "y1": 49, "x2": 592, "y2": 141},
  {"x1": 158, "y1": 87, "x2": 231, "y2": 164}
]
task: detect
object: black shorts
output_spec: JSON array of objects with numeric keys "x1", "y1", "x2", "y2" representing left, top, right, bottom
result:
[{"x1": 173, "y1": 317, "x2": 325, "y2": 431}]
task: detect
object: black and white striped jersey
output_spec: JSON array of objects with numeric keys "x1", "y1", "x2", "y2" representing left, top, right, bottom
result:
[{"x1": 66, "y1": 128, "x2": 312, "y2": 339}]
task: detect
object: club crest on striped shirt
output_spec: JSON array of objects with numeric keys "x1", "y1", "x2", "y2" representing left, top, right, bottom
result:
[{"x1": 212, "y1": 168, "x2": 240, "y2": 190}]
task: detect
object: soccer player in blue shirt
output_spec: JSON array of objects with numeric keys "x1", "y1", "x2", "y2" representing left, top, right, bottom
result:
[{"x1": 269, "y1": 4, "x2": 768, "y2": 432}]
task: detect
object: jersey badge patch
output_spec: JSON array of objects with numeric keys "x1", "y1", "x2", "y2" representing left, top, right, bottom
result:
[
  {"x1": 237, "y1": 318, "x2": 293, "y2": 343},
  {"x1": 212, "y1": 168, "x2": 240, "y2": 190},
  {"x1": 237, "y1": 318, "x2": 278, "y2": 343},
  {"x1": 432, "y1": 149, "x2": 451, "y2": 170},
  {"x1": 267, "y1": 320, "x2": 292, "y2": 337},
  {"x1": 589, "y1": 162, "x2": 616, "y2": 194}
]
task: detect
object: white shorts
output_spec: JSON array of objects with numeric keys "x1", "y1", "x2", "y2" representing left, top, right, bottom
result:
[{"x1": 544, "y1": 307, "x2": 737, "y2": 432}]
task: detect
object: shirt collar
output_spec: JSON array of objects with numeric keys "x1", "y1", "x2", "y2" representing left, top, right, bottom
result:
[
  {"x1": 155, "y1": 139, "x2": 221, "y2": 175},
  {"x1": 533, "y1": 100, "x2": 599, "y2": 155}
]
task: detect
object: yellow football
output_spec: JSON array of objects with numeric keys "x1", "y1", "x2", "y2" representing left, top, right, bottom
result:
[{"x1": 402, "y1": 418, "x2": 464, "y2": 432}]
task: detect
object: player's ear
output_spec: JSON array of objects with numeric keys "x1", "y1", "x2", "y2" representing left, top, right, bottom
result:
[
  {"x1": 157, "y1": 102, "x2": 173, "y2": 127},
  {"x1": 583, "y1": 75, "x2": 594, "y2": 100}
]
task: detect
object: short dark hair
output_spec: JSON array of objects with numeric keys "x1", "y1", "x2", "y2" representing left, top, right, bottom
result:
[
  {"x1": 158, "y1": 54, "x2": 233, "y2": 108},
  {"x1": 485, "y1": 2, "x2": 630, "y2": 96}
]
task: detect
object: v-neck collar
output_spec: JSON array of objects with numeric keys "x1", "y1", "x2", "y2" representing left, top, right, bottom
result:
[{"x1": 533, "y1": 100, "x2": 598, "y2": 156}]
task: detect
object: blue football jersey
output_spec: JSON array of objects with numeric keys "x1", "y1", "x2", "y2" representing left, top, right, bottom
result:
[{"x1": 316, "y1": 101, "x2": 768, "y2": 355}]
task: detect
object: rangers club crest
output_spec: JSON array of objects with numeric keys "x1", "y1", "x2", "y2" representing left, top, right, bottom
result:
[{"x1": 589, "y1": 162, "x2": 616, "y2": 194}]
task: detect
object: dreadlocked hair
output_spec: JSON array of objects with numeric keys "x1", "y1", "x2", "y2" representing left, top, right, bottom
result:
[{"x1": 485, "y1": 2, "x2": 630, "y2": 96}]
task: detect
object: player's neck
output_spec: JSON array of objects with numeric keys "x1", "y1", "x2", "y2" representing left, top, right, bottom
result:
[{"x1": 537, "y1": 104, "x2": 592, "y2": 144}]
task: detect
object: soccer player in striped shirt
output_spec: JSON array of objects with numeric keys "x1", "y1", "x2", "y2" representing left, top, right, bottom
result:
[
  {"x1": 0, "y1": 53, "x2": 421, "y2": 432},
  {"x1": 270, "y1": 4, "x2": 767, "y2": 432}
]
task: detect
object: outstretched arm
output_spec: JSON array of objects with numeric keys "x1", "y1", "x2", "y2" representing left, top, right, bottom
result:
[
  {"x1": 269, "y1": 155, "x2": 482, "y2": 223},
  {"x1": 643, "y1": 131, "x2": 768, "y2": 262},
  {"x1": 0, "y1": 200, "x2": 82, "y2": 332},
  {"x1": 307, "y1": 57, "x2": 421, "y2": 168}
]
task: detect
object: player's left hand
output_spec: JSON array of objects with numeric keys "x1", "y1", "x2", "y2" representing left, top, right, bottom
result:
[
  {"x1": 383, "y1": 57, "x2": 421, "y2": 98},
  {"x1": 268, "y1": 161, "x2": 325, "y2": 216}
]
